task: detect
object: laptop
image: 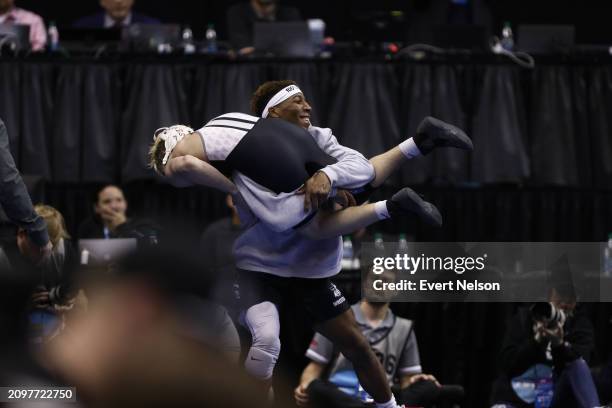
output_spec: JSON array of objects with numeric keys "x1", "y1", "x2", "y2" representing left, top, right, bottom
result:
[
  {"x1": 78, "y1": 238, "x2": 138, "y2": 266},
  {"x1": 121, "y1": 23, "x2": 181, "y2": 52},
  {"x1": 254, "y1": 21, "x2": 314, "y2": 57},
  {"x1": 0, "y1": 23, "x2": 31, "y2": 51},
  {"x1": 517, "y1": 25, "x2": 575, "y2": 53}
]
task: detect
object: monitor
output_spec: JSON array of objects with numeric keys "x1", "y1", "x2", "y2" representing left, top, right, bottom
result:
[{"x1": 254, "y1": 21, "x2": 314, "y2": 57}]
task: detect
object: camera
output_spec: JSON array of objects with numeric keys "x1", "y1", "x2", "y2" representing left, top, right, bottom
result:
[{"x1": 530, "y1": 302, "x2": 566, "y2": 328}]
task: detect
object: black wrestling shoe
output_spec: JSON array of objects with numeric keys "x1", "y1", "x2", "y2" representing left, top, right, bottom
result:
[
  {"x1": 386, "y1": 187, "x2": 443, "y2": 227},
  {"x1": 413, "y1": 116, "x2": 473, "y2": 155}
]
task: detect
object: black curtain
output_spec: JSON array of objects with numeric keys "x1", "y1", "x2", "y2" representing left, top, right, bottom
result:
[
  {"x1": 2, "y1": 58, "x2": 612, "y2": 188},
  {"x1": 3, "y1": 57, "x2": 612, "y2": 407}
]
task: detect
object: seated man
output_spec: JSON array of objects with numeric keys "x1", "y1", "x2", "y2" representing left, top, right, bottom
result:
[
  {"x1": 73, "y1": 0, "x2": 159, "y2": 29},
  {"x1": 0, "y1": 0, "x2": 46, "y2": 51},
  {"x1": 490, "y1": 287, "x2": 600, "y2": 408},
  {"x1": 295, "y1": 299, "x2": 464, "y2": 408}
]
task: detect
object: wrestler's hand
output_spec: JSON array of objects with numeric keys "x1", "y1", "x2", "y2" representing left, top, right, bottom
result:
[
  {"x1": 298, "y1": 171, "x2": 332, "y2": 212},
  {"x1": 333, "y1": 189, "x2": 357, "y2": 208}
]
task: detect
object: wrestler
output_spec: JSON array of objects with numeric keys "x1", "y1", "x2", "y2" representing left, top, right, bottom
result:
[{"x1": 147, "y1": 110, "x2": 467, "y2": 238}]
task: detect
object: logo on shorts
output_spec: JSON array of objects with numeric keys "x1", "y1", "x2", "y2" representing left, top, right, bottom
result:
[
  {"x1": 330, "y1": 283, "x2": 342, "y2": 298},
  {"x1": 333, "y1": 296, "x2": 346, "y2": 307}
]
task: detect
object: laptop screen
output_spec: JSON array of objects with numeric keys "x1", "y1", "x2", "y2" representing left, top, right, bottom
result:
[
  {"x1": 78, "y1": 238, "x2": 138, "y2": 266},
  {"x1": 0, "y1": 23, "x2": 31, "y2": 51},
  {"x1": 254, "y1": 21, "x2": 314, "y2": 57}
]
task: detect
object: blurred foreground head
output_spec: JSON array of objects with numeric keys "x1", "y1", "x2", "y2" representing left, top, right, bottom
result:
[{"x1": 42, "y1": 244, "x2": 271, "y2": 407}]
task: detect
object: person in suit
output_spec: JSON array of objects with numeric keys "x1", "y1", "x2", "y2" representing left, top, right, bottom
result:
[{"x1": 73, "y1": 0, "x2": 159, "y2": 29}]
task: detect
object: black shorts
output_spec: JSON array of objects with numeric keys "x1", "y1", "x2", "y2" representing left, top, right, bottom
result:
[{"x1": 236, "y1": 269, "x2": 350, "y2": 324}]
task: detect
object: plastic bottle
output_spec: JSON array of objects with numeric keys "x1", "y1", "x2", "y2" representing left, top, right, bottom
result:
[
  {"x1": 500, "y1": 21, "x2": 514, "y2": 51},
  {"x1": 182, "y1": 26, "x2": 196, "y2": 54},
  {"x1": 342, "y1": 235, "x2": 354, "y2": 270},
  {"x1": 398, "y1": 233, "x2": 409, "y2": 252},
  {"x1": 80, "y1": 249, "x2": 89, "y2": 265},
  {"x1": 374, "y1": 233, "x2": 385, "y2": 251},
  {"x1": 47, "y1": 21, "x2": 59, "y2": 52},
  {"x1": 205, "y1": 23, "x2": 218, "y2": 54}
]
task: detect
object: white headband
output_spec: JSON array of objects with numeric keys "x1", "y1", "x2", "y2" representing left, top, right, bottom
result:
[
  {"x1": 261, "y1": 85, "x2": 303, "y2": 118},
  {"x1": 153, "y1": 125, "x2": 194, "y2": 169}
]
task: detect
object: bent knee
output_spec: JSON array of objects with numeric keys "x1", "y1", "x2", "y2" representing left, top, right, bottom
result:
[{"x1": 244, "y1": 301, "x2": 281, "y2": 353}]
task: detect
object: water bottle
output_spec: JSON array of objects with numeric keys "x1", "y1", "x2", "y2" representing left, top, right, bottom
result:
[
  {"x1": 47, "y1": 21, "x2": 59, "y2": 52},
  {"x1": 500, "y1": 21, "x2": 514, "y2": 51},
  {"x1": 604, "y1": 233, "x2": 612, "y2": 277},
  {"x1": 398, "y1": 233, "x2": 409, "y2": 252},
  {"x1": 534, "y1": 377, "x2": 553, "y2": 408},
  {"x1": 80, "y1": 249, "x2": 90, "y2": 265},
  {"x1": 181, "y1": 26, "x2": 196, "y2": 54},
  {"x1": 374, "y1": 233, "x2": 385, "y2": 251},
  {"x1": 205, "y1": 23, "x2": 218, "y2": 54},
  {"x1": 342, "y1": 235, "x2": 354, "y2": 270}
]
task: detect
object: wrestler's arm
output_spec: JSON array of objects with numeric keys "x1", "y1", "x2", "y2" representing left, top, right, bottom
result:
[
  {"x1": 308, "y1": 126, "x2": 375, "y2": 190},
  {"x1": 165, "y1": 155, "x2": 237, "y2": 193}
]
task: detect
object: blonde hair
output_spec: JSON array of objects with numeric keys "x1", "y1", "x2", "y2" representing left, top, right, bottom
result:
[
  {"x1": 34, "y1": 204, "x2": 70, "y2": 246},
  {"x1": 148, "y1": 137, "x2": 166, "y2": 175}
]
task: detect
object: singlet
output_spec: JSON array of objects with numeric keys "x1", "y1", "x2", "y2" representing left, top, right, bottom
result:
[{"x1": 197, "y1": 112, "x2": 337, "y2": 194}]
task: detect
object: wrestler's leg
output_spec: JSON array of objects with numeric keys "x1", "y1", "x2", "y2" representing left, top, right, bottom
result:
[
  {"x1": 368, "y1": 116, "x2": 473, "y2": 188},
  {"x1": 369, "y1": 146, "x2": 406, "y2": 188},
  {"x1": 299, "y1": 204, "x2": 380, "y2": 239},
  {"x1": 298, "y1": 187, "x2": 442, "y2": 240}
]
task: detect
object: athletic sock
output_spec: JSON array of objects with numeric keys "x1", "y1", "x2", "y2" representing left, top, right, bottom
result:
[
  {"x1": 375, "y1": 395, "x2": 400, "y2": 408},
  {"x1": 374, "y1": 201, "x2": 390, "y2": 220},
  {"x1": 398, "y1": 137, "x2": 422, "y2": 159}
]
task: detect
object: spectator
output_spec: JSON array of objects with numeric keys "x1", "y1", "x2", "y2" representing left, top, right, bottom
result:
[
  {"x1": 0, "y1": 204, "x2": 79, "y2": 344},
  {"x1": 30, "y1": 204, "x2": 79, "y2": 309},
  {"x1": 73, "y1": 0, "x2": 159, "y2": 29},
  {"x1": 226, "y1": 0, "x2": 301, "y2": 54},
  {"x1": 78, "y1": 184, "x2": 128, "y2": 239},
  {"x1": 295, "y1": 299, "x2": 464, "y2": 408},
  {"x1": 78, "y1": 184, "x2": 161, "y2": 244},
  {"x1": 78, "y1": 185, "x2": 130, "y2": 239},
  {"x1": 490, "y1": 287, "x2": 600, "y2": 408},
  {"x1": 0, "y1": 0, "x2": 46, "y2": 51}
]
